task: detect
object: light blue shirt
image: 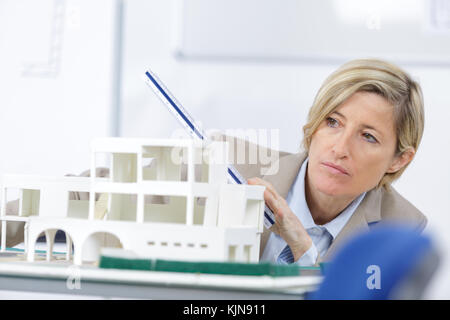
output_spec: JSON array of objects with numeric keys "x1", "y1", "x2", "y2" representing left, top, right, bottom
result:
[{"x1": 260, "y1": 158, "x2": 366, "y2": 266}]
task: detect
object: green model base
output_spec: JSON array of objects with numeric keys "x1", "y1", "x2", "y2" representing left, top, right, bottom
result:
[{"x1": 99, "y1": 255, "x2": 324, "y2": 277}]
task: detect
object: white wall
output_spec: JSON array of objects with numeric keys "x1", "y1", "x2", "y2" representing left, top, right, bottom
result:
[
  {"x1": 0, "y1": 0, "x2": 121, "y2": 177},
  {"x1": 394, "y1": 66, "x2": 450, "y2": 299},
  {"x1": 120, "y1": 0, "x2": 450, "y2": 299}
]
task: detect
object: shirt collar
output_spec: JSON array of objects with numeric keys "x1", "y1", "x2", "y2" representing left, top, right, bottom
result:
[{"x1": 286, "y1": 157, "x2": 366, "y2": 240}]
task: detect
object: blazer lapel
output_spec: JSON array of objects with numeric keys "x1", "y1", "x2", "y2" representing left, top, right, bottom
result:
[{"x1": 321, "y1": 187, "x2": 383, "y2": 262}]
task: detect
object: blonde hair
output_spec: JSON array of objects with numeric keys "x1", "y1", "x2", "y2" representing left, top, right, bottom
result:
[{"x1": 302, "y1": 58, "x2": 424, "y2": 189}]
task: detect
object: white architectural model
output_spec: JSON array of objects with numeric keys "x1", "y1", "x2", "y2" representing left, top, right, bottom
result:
[{"x1": 0, "y1": 138, "x2": 265, "y2": 266}]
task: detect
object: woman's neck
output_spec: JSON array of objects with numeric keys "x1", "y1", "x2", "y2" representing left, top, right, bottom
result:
[{"x1": 305, "y1": 168, "x2": 356, "y2": 226}]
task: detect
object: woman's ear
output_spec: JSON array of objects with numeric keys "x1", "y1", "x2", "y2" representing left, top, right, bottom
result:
[{"x1": 386, "y1": 147, "x2": 415, "y2": 174}]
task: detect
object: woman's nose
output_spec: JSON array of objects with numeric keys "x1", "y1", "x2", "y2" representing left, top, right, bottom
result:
[{"x1": 331, "y1": 130, "x2": 352, "y2": 159}]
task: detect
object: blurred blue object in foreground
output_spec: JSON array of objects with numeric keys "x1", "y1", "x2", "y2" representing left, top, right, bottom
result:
[{"x1": 309, "y1": 224, "x2": 440, "y2": 300}]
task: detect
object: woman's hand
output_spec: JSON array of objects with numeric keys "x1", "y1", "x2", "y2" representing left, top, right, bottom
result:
[{"x1": 248, "y1": 177, "x2": 312, "y2": 261}]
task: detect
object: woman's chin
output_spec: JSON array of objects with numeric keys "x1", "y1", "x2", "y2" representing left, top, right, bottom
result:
[{"x1": 314, "y1": 179, "x2": 349, "y2": 197}]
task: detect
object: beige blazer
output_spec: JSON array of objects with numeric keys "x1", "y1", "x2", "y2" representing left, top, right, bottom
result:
[{"x1": 1, "y1": 135, "x2": 427, "y2": 263}]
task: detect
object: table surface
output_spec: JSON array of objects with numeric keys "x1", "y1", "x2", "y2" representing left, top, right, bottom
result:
[{"x1": 0, "y1": 251, "x2": 323, "y2": 299}]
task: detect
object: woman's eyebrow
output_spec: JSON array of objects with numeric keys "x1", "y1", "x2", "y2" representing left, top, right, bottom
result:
[
  {"x1": 362, "y1": 124, "x2": 378, "y2": 131},
  {"x1": 362, "y1": 124, "x2": 383, "y2": 137},
  {"x1": 332, "y1": 111, "x2": 383, "y2": 137},
  {"x1": 331, "y1": 111, "x2": 346, "y2": 120}
]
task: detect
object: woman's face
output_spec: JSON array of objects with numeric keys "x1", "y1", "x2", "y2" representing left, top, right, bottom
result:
[{"x1": 307, "y1": 91, "x2": 404, "y2": 197}]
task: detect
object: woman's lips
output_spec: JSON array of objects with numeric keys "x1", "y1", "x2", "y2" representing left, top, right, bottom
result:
[{"x1": 321, "y1": 161, "x2": 350, "y2": 176}]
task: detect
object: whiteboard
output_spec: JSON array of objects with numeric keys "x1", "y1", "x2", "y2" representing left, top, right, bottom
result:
[
  {"x1": 0, "y1": 0, "x2": 122, "y2": 177},
  {"x1": 174, "y1": 0, "x2": 450, "y2": 65}
]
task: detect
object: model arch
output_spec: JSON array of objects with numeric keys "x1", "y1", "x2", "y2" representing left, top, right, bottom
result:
[
  {"x1": 81, "y1": 231, "x2": 123, "y2": 263},
  {"x1": 29, "y1": 227, "x2": 75, "y2": 262}
]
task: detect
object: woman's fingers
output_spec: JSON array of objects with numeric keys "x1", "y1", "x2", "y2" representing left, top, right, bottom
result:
[
  {"x1": 264, "y1": 190, "x2": 287, "y2": 223},
  {"x1": 248, "y1": 177, "x2": 284, "y2": 219},
  {"x1": 248, "y1": 178, "x2": 312, "y2": 261},
  {"x1": 248, "y1": 177, "x2": 279, "y2": 199},
  {"x1": 264, "y1": 189, "x2": 279, "y2": 213}
]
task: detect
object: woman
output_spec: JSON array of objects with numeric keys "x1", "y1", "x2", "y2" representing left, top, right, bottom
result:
[{"x1": 241, "y1": 58, "x2": 427, "y2": 266}]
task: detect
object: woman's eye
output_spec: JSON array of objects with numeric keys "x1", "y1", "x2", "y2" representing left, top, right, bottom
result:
[
  {"x1": 326, "y1": 117, "x2": 339, "y2": 128},
  {"x1": 363, "y1": 133, "x2": 378, "y2": 143}
]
